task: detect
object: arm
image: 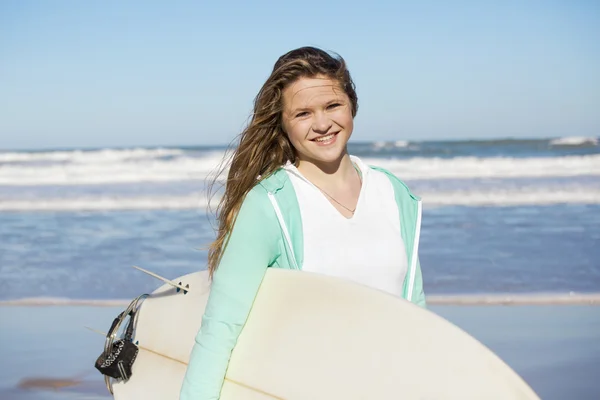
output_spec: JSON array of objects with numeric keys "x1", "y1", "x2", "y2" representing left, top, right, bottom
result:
[{"x1": 180, "y1": 189, "x2": 280, "y2": 400}]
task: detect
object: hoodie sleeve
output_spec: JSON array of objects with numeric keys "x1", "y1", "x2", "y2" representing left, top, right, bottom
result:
[{"x1": 180, "y1": 189, "x2": 280, "y2": 400}]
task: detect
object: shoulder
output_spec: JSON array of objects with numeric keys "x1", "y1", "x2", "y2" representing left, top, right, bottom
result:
[
  {"x1": 239, "y1": 184, "x2": 276, "y2": 218},
  {"x1": 368, "y1": 165, "x2": 420, "y2": 201},
  {"x1": 225, "y1": 184, "x2": 281, "y2": 250},
  {"x1": 350, "y1": 155, "x2": 419, "y2": 200}
]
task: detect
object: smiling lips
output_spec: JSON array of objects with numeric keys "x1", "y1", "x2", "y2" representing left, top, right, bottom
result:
[{"x1": 312, "y1": 132, "x2": 339, "y2": 145}]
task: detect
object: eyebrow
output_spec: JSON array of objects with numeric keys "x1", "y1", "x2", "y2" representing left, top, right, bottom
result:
[
  {"x1": 289, "y1": 98, "x2": 345, "y2": 115},
  {"x1": 289, "y1": 106, "x2": 311, "y2": 115}
]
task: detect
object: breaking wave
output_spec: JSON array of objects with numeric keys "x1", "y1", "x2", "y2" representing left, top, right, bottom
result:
[
  {"x1": 549, "y1": 136, "x2": 598, "y2": 147},
  {"x1": 2, "y1": 187, "x2": 599, "y2": 211},
  {"x1": 0, "y1": 149, "x2": 598, "y2": 185}
]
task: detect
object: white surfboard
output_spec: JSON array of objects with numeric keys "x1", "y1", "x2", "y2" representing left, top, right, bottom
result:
[{"x1": 111, "y1": 269, "x2": 540, "y2": 399}]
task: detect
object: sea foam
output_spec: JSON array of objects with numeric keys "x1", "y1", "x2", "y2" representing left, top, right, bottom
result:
[
  {"x1": 0, "y1": 151, "x2": 598, "y2": 185},
  {"x1": 1, "y1": 187, "x2": 599, "y2": 211}
]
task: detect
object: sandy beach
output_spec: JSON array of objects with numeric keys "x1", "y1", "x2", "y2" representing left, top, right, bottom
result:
[{"x1": 1, "y1": 304, "x2": 598, "y2": 400}]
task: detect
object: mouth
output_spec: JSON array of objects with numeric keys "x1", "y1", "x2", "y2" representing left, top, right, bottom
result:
[{"x1": 311, "y1": 132, "x2": 339, "y2": 145}]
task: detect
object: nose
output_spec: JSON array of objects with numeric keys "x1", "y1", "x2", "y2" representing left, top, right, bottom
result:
[{"x1": 311, "y1": 111, "x2": 333, "y2": 134}]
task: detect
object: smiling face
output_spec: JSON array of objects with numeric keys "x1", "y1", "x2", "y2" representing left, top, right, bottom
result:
[{"x1": 281, "y1": 76, "x2": 354, "y2": 168}]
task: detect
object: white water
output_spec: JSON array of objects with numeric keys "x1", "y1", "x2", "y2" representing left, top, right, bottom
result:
[
  {"x1": 549, "y1": 136, "x2": 598, "y2": 146},
  {"x1": 2, "y1": 187, "x2": 599, "y2": 211},
  {"x1": 0, "y1": 147, "x2": 186, "y2": 163},
  {"x1": 1, "y1": 145, "x2": 598, "y2": 210},
  {"x1": 1, "y1": 150, "x2": 599, "y2": 185},
  {"x1": 366, "y1": 155, "x2": 600, "y2": 180}
]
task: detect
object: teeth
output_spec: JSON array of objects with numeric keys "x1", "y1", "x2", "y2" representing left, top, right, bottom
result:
[{"x1": 315, "y1": 133, "x2": 335, "y2": 142}]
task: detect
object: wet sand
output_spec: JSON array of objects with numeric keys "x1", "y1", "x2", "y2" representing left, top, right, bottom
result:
[{"x1": 0, "y1": 304, "x2": 598, "y2": 399}]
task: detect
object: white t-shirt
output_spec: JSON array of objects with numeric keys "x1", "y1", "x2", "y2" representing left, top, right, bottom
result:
[{"x1": 284, "y1": 156, "x2": 408, "y2": 297}]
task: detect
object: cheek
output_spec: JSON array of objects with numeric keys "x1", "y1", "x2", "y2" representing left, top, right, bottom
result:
[
  {"x1": 286, "y1": 120, "x2": 310, "y2": 143},
  {"x1": 335, "y1": 107, "x2": 354, "y2": 128}
]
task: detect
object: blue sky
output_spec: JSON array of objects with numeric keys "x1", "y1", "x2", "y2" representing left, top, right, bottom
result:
[{"x1": 1, "y1": 0, "x2": 598, "y2": 150}]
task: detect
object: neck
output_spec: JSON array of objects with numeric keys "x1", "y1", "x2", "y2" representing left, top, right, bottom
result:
[{"x1": 296, "y1": 152, "x2": 356, "y2": 188}]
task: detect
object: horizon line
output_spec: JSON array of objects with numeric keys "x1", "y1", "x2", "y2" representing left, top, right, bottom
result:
[{"x1": 2, "y1": 135, "x2": 597, "y2": 153}]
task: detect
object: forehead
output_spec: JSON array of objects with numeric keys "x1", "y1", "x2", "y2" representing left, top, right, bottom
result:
[{"x1": 283, "y1": 77, "x2": 344, "y2": 108}]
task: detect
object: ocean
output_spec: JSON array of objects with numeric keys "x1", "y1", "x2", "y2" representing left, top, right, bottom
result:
[{"x1": 1, "y1": 136, "x2": 599, "y2": 302}]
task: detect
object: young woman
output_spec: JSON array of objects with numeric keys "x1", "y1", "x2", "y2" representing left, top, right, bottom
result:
[{"x1": 180, "y1": 46, "x2": 426, "y2": 399}]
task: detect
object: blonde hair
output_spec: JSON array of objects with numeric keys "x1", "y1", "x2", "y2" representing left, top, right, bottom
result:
[{"x1": 207, "y1": 47, "x2": 358, "y2": 276}]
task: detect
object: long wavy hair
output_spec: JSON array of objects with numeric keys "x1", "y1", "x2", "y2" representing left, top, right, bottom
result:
[{"x1": 207, "y1": 46, "x2": 359, "y2": 277}]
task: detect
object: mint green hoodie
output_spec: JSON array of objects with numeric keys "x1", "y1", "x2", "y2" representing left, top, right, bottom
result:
[{"x1": 180, "y1": 165, "x2": 426, "y2": 399}]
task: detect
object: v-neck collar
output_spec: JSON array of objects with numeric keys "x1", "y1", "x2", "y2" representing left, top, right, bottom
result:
[{"x1": 283, "y1": 156, "x2": 367, "y2": 221}]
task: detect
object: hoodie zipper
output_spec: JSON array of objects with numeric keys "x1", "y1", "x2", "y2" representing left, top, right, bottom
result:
[
  {"x1": 267, "y1": 192, "x2": 299, "y2": 270},
  {"x1": 406, "y1": 200, "x2": 422, "y2": 301}
]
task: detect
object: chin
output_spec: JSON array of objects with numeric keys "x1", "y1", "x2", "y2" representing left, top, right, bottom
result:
[{"x1": 308, "y1": 144, "x2": 348, "y2": 165}]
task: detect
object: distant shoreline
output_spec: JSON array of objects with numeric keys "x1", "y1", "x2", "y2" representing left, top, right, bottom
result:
[
  {"x1": 426, "y1": 293, "x2": 600, "y2": 305},
  {"x1": 1, "y1": 135, "x2": 597, "y2": 153},
  {"x1": 2, "y1": 293, "x2": 600, "y2": 307}
]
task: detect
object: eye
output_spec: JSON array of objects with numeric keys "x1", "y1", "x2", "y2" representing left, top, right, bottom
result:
[
  {"x1": 295, "y1": 111, "x2": 309, "y2": 118},
  {"x1": 327, "y1": 103, "x2": 342, "y2": 110}
]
